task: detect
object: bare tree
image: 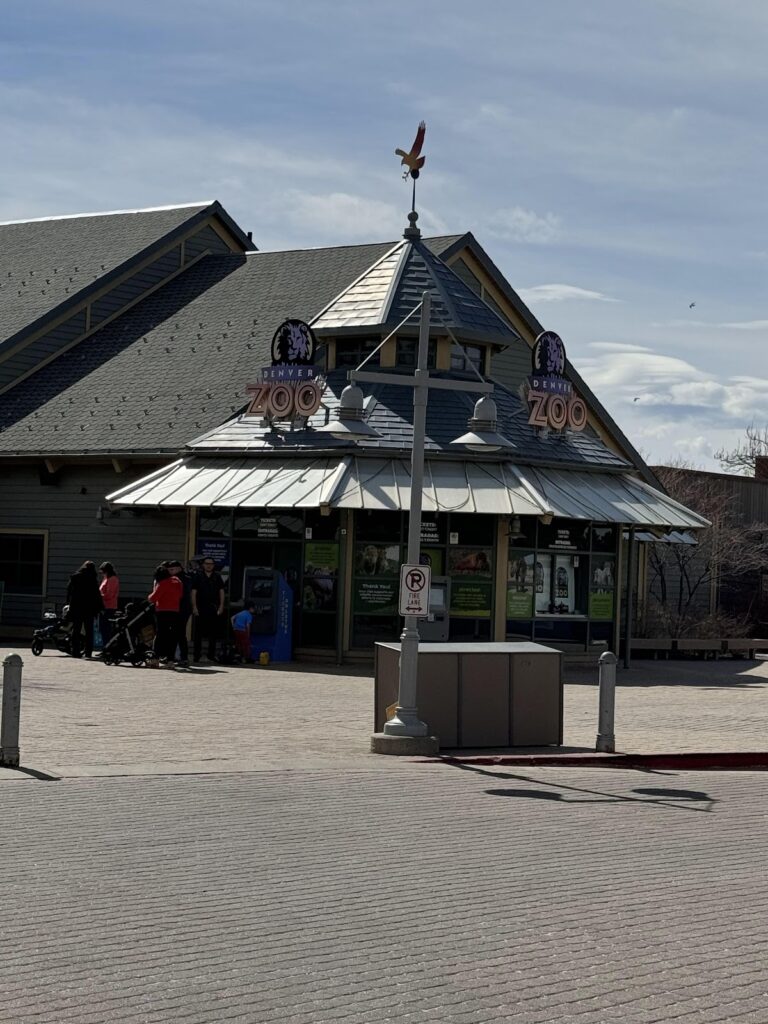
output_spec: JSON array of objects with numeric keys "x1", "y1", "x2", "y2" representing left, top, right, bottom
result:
[
  {"x1": 714, "y1": 423, "x2": 768, "y2": 475},
  {"x1": 645, "y1": 465, "x2": 768, "y2": 637}
]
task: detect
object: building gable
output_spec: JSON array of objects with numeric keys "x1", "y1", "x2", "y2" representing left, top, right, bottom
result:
[{"x1": 0, "y1": 202, "x2": 251, "y2": 395}]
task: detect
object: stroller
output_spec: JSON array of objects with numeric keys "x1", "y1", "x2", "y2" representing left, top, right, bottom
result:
[
  {"x1": 30, "y1": 608, "x2": 73, "y2": 657},
  {"x1": 102, "y1": 601, "x2": 157, "y2": 667}
]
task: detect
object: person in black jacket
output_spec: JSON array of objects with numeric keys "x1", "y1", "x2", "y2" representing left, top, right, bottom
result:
[
  {"x1": 191, "y1": 557, "x2": 225, "y2": 663},
  {"x1": 67, "y1": 560, "x2": 103, "y2": 659}
]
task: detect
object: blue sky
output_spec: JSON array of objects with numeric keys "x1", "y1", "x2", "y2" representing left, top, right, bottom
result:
[{"x1": 2, "y1": 0, "x2": 768, "y2": 468}]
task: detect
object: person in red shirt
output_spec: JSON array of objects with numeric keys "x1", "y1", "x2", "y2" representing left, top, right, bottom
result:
[
  {"x1": 98, "y1": 561, "x2": 120, "y2": 650},
  {"x1": 148, "y1": 565, "x2": 183, "y2": 667}
]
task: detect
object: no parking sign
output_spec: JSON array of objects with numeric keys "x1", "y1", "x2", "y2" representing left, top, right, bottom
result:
[{"x1": 398, "y1": 563, "x2": 431, "y2": 617}]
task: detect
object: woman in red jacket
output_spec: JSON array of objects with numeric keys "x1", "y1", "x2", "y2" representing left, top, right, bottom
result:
[{"x1": 148, "y1": 565, "x2": 183, "y2": 667}]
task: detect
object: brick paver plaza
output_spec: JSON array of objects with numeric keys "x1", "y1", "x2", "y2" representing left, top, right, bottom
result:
[{"x1": 1, "y1": 646, "x2": 767, "y2": 1022}]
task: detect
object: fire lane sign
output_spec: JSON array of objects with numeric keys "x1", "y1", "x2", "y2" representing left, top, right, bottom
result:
[{"x1": 399, "y1": 563, "x2": 431, "y2": 617}]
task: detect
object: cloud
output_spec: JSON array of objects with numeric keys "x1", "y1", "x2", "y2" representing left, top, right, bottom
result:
[
  {"x1": 282, "y1": 191, "x2": 403, "y2": 241},
  {"x1": 652, "y1": 318, "x2": 768, "y2": 331},
  {"x1": 588, "y1": 341, "x2": 651, "y2": 353},
  {"x1": 518, "y1": 284, "x2": 620, "y2": 304},
  {"x1": 486, "y1": 206, "x2": 561, "y2": 244}
]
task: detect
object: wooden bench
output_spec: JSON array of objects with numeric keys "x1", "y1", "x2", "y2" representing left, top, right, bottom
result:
[{"x1": 630, "y1": 638, "x2": 768, "y2": 660}]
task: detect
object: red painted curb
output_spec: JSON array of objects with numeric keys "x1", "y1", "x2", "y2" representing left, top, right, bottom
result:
[{"x1": 413, "y1": 751, "x2": 768, "y2": 771}]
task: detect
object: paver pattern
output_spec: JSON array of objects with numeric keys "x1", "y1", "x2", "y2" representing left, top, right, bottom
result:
[
  {"x1": 0, "y1": 765, "x2": 766, "y2": 1024},
  {"x1": 2, "y1": 647, "x2": 768, "y2": 779}
]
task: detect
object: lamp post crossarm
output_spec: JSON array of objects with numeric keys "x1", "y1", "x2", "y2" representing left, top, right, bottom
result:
[{"x1": 350, "y1": 369, "x2": 492, "y2": 394}]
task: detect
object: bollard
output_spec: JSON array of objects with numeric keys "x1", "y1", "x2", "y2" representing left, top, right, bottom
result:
[
  {"x1": 1, "y1": 653, "x2": 23, "y2": 767},
  {"x1": 596, "y1": 650, "x2": 617, "y2": 753}
]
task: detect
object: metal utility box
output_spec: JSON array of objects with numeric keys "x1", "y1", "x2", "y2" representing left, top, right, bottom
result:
[
  {"x1": 417, "y1": 576, "x2": 450, "y2": 643},
  {"x1": 374, "y1": 641, "x2": 563, "y2": 748}
]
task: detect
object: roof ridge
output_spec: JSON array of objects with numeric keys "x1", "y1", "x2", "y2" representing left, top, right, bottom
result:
[
  {"x1": 0, "y1": 201, "x2": 214, "y2": 227},
  {"x1": 248, "y1": 234, "x2": 462, "y2": 257}
]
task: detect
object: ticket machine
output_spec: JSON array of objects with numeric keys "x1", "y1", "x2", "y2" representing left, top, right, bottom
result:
[
  {"x1": 417, "y1": 575, "x2": 450, "y2": 642},
  {"x1": 241, "y1": 566, "x2": 293, "y2": 661}
]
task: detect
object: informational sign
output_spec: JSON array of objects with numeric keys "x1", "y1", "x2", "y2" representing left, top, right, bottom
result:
[
  {"x1": 420, "y1": 519, "x2": 442, "y2": 543},
  {"x1": 354, "y1": 579, "x2": 398, "y2": 615},
  {"x1": 506, "y1": 588, "x2": 534, "y2": 619},
  {"x1": 450, "y1": 581, "x2": 492, "y2": 617},
  {"x1": 526, "y1": 330, "x2": 586, "y2": 432},
  {"x1": 304, "y1": 542, "x2": 339, "y2": 577},
  {"x1": 246, "y1": 318, "x2": 324, "y2": 421},
  {"x1": 399, "y1": 564, "x2": 431, "y2": 617},
  {"x1": 589, "y1": 591, "x2": 615, "y2": 620},
  {"x1": 196, "y1": 539, "x2": 231, "y2": 569}
]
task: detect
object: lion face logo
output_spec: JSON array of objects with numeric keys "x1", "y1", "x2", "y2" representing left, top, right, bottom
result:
[
  {"x1": 271, "y1": 319, "x2": 316, "y2": 366},
  {"x1": 532, "y1": 331, "x2": 565, "y2": 376}
]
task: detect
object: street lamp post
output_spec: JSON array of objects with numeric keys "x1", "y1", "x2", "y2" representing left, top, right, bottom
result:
[{"x1": 318, "y1": 290, "x2": 512, "y2": 754}]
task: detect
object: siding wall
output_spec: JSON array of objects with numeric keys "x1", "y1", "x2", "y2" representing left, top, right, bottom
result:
[
  {"x1": 184, "y1": 225, "x2": 234, "y2": 261},
  {"x1": 0, "y1": 311, "x2": 88, "y2": 390},
  {"x1": 0, "y1": 464, "x2": 186, "y2": 628},
  {"x1": 89, "y1": 246, "x2": 182, "y2": 326}
]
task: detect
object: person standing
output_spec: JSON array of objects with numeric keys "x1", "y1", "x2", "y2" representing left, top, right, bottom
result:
[
  {"x1": 167, "y1": 560, "x2": 192, "y2": 668},
  {"x1": 148, "y1": 565, "x2": 183, "y2": 667},
  {"x1": 191, "y1": 557, "x2": 225, "y2": 663},
  {"x1": 67, "y1": 561, "x2": 103, "y2": 659},
  {"x1": 98, "y1": 561, "x2": 120, "y2": 649}
]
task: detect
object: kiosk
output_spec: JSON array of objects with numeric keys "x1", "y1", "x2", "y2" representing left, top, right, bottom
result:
[
  {"x1": 242, "y1": 567, "x2": 293, "y2": 662},
  {"x1": 418, "y1": 576, "x2": 450, "y2": 642}
]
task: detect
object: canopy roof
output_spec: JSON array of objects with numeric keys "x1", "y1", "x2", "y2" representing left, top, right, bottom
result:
[{"x1": 107, "y1": 455, "x2": 710, "y2": 530}]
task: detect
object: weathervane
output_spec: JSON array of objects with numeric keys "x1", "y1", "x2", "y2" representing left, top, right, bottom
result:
[{"x1": 395, "y1": 121, "x2": 426, "y2": 222}]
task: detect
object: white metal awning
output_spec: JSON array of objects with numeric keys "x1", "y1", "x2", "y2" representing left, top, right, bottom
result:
[{"x1": 106, "y1": 455, "x2": 710, "y2": 529}]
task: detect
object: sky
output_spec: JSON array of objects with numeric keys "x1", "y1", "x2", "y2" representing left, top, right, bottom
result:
[{"x1": 2, "y1": 0, "x2": 767, "y2": 469}]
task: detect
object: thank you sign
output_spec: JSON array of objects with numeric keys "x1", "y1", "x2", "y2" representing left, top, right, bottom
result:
[
  {"x1": 526, "y1": 331, "x2": 587, "y2": 432},
  {"x1": 246, "y1": 319, "x2": 325, "y2": 420}
]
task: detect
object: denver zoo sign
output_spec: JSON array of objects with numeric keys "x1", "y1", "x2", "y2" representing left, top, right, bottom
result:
[
  {"x1": 246, "y1": 319, "x2": 325, "y2": 420},
  {"x1": 526, "y1": 331, "x2": 586, "y2": 432}
]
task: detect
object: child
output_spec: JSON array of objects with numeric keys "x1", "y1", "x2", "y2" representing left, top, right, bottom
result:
[{"x1": 231, "y1": 602, "x2": 256, "y2": 663}]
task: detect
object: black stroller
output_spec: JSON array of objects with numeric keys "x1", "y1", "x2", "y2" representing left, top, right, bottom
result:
[
  {"x1": 30, "y1": 608, "x2": 73, "y2": 657},
  {"x1": 102, "y1": 601, "x2": 157, "y2": 667}
]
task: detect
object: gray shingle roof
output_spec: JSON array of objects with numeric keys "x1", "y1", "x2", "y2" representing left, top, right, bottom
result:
[
  {"x1": 0, "y1": 236, "x2": 461, "y2": 455},
  {"x1": 312, "y1": 236, "x2": 519, "y2": 345},
  {"x1": 0, "y1": 203, "x2": 223, "y2": 347},
  {"x1": 189, "y1": 368, "x2": 630, "y2": 470}
]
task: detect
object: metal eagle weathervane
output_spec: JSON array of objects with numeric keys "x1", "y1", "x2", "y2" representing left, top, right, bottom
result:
[{"x1": 395, "y1": 120, "x2": 426, "y2": 215}]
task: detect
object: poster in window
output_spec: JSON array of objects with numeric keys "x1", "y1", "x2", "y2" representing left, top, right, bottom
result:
[
  {"x1": 304, "y1": 542, "x2": 339, "y2": 577},
  {"x1": 591, "y1": 557, "x2": 616, "y2": 589},
  {"x1": 553, "y1": 555, "x2": 575, "y2": 613},
  {"x1": 507, "y1": 552, "x2": 534, "y2": 588},
  {"x1": 302, "y1": 577, "x2": 337, "y2": 612},
  {"x1": 419, "y1": 548, "x2": 444, "y2": 574},
  {"x1": 534, "y1": 554, "x2": 551, "y2": 613},
  {"x1": 507, "y1": 588, "x2": 534, "y2": 619},
  {"x1": 450, "y1": 580, "x2": 492, "y2": 617},
  {"x1": 589, "y1": 591, "x2": 615, "y2": 620},
  {"x1": 355, "y1": 544, "x2": 400, "y2": 577},
  {"x1": 354, "y1": 579, "x2": 398, "y2": 614},
  {"x1": 448, "y1": 547, "x2": 492, "y2": 576}
]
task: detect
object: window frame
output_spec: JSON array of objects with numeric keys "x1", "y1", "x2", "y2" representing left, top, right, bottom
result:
[{"x1": 0, "y1": 528, "x2": 49, "y2": 596}]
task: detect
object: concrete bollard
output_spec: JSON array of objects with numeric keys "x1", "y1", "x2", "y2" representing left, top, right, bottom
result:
[
  {"x1": 1, "y1": 653, "x2": 23, "y2": 767},
  {"x1": 595, "y1": 651, "x2": 617, "y2": 753}
]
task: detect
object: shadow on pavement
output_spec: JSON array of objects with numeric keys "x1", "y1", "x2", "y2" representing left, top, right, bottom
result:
[
  {"x1": 565, "y1": 661, "x2": 768, "y2": 689},
  {"x1": 450, "y1": 761, "x2": 716, "y2": 812}
]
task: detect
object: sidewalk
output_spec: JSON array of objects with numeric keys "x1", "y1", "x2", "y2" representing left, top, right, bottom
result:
[{"x1": 2, "y1": 645, "x2": 768, "y2": 779}]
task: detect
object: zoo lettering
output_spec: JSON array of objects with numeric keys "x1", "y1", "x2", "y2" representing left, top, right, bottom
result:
[
  {"x1": 246, "y1": 376, "x2": 324, "y2": 419},
  {"x1": 527, "y1": 390, "x2": 587, "y2": 431}
]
